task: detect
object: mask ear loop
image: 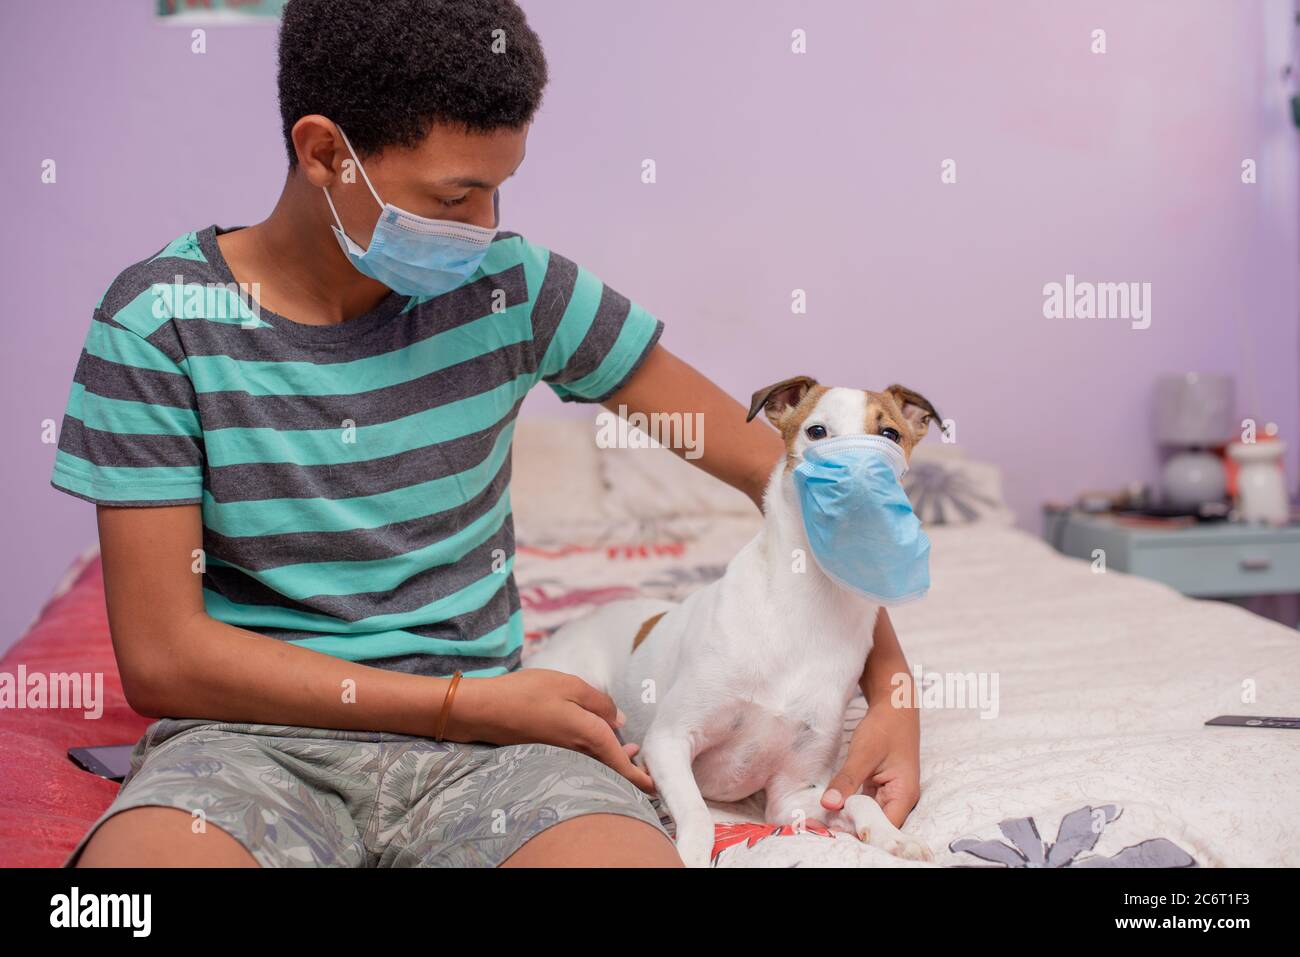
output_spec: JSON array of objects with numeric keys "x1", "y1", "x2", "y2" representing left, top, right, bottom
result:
[
  {"x1": 335, "y1": 125, "x2": 385, "y2": 208},
  {"x1": 322, "y1": 124, "x2": 385, "y2": 243}
]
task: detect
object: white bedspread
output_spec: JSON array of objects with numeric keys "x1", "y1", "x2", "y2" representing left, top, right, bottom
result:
[{"x1": 515, "y1": 513, "x2": 1300, "y2": 867}]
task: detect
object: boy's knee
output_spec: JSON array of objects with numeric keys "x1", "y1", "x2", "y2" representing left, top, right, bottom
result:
[
  {"x1": 502, "y1": 812, "x2": 681, "y2": 867},
  {"x1": 75, "y1": 806, "x2": 258, "y2": 868}
]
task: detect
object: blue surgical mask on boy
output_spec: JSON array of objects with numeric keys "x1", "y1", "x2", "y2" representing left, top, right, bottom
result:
[
  {"x1": 323, "y1": 125, "x2": 499, "y2": 298},
  {"x1": 793, "y1": 434, "x2": 931, "y2": 605}
]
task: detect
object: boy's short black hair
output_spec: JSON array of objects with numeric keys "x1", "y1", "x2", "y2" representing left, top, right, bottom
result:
[{"x1": 277, "y1": 0, "x2": 548, "y2": 164}]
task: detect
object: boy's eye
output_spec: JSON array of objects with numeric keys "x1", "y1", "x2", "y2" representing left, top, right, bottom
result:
[
  {"x1": 805, "y1": 424, "x2": 828, "y2": 440},
  {"x1": 880, "y1": 427, "x2": 901, "y2": 443},
  {"x1": 441, "y1": 195, "x2": 469, "y2": 208}
]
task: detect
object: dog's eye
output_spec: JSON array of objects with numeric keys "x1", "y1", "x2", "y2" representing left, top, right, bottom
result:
[
  {"x1": 880, "y1": 427, "x2": 901, "y2": 443},
  {"x1": 805, "y1": 424, "x2": 828, "y2": 440}
]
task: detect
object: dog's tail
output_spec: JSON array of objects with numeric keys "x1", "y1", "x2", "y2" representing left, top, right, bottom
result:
[{"x1": 522, "y1": 598, "x2": 677, "y2": 693}]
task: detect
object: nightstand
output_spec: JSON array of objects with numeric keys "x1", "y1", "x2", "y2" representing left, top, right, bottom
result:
[{"x1": 1042, "y1": 509, "x2": 1300, "y2": 599}]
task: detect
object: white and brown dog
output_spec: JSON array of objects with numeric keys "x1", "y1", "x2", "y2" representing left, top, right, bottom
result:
[{"x1": 524, "y1": 377, "x2": 940, "y2": 867}]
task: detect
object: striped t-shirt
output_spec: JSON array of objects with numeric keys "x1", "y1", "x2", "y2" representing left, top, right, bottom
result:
[{"x1": 51, "y1": 225, "x2": 662, "y2": 677}]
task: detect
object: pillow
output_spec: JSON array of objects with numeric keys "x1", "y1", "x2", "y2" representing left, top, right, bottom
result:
[
  {"x1": 596, "y1": 413, "x2": 757, "y2": 519},
  {"x1": 903, "y1": 443, "x2": 1015, "y2": 526},
  {"x1": 510, "y1": 417, "x2": 611, "y2": 533}
]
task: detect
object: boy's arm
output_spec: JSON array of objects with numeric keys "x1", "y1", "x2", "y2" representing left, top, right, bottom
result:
[
  {"x1": 601, "y1": 344, "x2": 784, "y2": 510},
  {"x1": 99, "y1": 503, "x2": 453, "y2": 735},
  {"x1": 96, "y1": 504, "x2": 652, "y2": 790}
]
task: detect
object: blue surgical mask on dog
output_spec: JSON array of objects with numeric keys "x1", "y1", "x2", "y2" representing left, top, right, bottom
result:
[
  {"x1": 323, "y1": 126, "x2": 499, "y2": 298},
  {"x1": 793, "y1": 434, "x2": 931, "y2": 605}
]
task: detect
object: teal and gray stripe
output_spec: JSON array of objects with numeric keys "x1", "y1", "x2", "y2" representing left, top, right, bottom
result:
[{"x1": 52, "y1": 224, "x2": 663, "y2": 677}]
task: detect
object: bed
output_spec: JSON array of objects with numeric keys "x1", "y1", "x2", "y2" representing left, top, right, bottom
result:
[
  {"x1": 3, "y1": 418, "x2": 1297, "y2": 867},
  {"x1": 511, "y1": 420, "x2": 1300, "y2": 867}
]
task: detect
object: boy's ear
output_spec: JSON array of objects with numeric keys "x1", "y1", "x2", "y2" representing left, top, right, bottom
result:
[
  {"x1": 884, "y1": 384, "x2": 941, "y2": 441},
  {"x1": 747, "y1": 376, "x2": 818, "y2": 427}
]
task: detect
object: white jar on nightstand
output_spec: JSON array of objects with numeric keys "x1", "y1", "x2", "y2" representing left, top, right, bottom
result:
[{"x1": 1228, "y1": 440, "x2": 1289, "y2": 526}]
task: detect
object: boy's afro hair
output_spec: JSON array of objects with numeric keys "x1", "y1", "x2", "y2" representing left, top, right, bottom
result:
[{"x1": 277, "y1": 0, "x2": 548, "y2": 163}]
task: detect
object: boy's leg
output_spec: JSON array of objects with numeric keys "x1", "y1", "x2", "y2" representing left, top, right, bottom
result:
[
  {"x1": 78, "y1": 805, "x2": 679, "y2": 868},
  {"x1": 63, "y1": 719, "x2": 372, "y2": 868},
  {"x1": 382, "y1": 741, "x2": 684, "y2": 867},
  {"x1": 77, "y1": 803, "x2": 680, "y2": 868},
  {"x1": 75, "y1": 807, "x2": 258, "y2": 867},
  {"x1": 500, "y1": 812, "x2": 681, "y2": 867}
]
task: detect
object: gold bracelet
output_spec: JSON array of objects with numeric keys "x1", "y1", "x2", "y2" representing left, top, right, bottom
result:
[{"x1": 434, "y1": 671, "x2": 464, "y2": 742}]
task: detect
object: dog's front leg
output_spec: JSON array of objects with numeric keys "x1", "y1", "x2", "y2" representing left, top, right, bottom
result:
[
  {"x1": 640, "y1": 729, "x2": 714, "y2": 868},
  {"x1": 764, "y1": 779, "x2": 832, "y2": 834}
]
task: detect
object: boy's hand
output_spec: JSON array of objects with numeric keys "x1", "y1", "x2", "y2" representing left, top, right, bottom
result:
[
  {"x1": 820, "y1": 700, "x2": 921, "y2": 828},
  {"x1": 447, "y1": 670, "x2": 655, "y2": 793}
]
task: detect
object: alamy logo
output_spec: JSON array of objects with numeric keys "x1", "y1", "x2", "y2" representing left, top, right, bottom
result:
[
  {"x1": 0, "y1": 666, "x2": 103, "y2": 719},
  {"x1": 891, "y1": 663, "x2": 1000, "y2": 719},
  {"x1": 1042, "y1": 273, "x2": 1151, "y2": 330},
  {"x1": 595, "y1": 406, "x2": 705, "y2": 460},
  {"x1": 49, "y1": 887, "x2": 151, "y2": 937},
  {"x1": 151, "y1": 275, "x2": 263, "y2": 328}
]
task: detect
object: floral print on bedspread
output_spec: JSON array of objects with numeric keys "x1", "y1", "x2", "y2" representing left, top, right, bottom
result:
[
  {"x1": 516, "y1": 520, "x2": 740, "y2": 654},
  {"x1": 704, "y1": 802, "x2": 1202, "y2": 869},
  {"x1": 950, "y1": 805, "x2": 1198, "y2": 868}
]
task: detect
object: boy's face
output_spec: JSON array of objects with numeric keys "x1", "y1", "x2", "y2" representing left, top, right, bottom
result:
[{"x1": 327, "y1": 121, "x2": 528, "y2": 246}]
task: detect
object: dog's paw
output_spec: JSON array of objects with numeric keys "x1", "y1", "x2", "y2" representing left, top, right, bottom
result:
[
  {"x1": 883, "y1": 836, "x2": 933, "y2": 862},
  {"x1": 674, "y1": 826, "x2": 716, "y2": 868},
  {"x1": 840, "y1": 795, "x2": 932, "y2": 862},
  {"x1": 676, "y1": 843, "x2": 714, "y2": 868}
]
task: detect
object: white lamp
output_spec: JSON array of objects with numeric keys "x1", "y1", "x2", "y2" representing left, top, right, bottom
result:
[{"x1": 1153, "y1": 373, "x2": 1234, "y2": 509}]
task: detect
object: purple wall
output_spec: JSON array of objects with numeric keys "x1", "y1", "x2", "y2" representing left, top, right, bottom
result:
[{"x1": 2, "y1": 0, "x2": 1297, "y2": 652}]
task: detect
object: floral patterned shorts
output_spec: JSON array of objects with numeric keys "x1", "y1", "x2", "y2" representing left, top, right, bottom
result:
[{"x1": 65, "y1": 718, "x2": 670, "y2": 867}]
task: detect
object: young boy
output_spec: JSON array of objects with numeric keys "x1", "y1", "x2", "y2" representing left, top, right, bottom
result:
[{"x1": 52, "y1": 0, "x2": 919, "y2": 867}]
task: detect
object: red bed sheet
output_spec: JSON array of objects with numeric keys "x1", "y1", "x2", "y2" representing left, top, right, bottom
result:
[{"x1": 0, "y1": 555, "x2": 149, "y2": 867}]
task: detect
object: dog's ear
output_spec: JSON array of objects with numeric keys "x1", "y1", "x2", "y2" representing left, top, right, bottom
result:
[
  {"x1": 884, "y1": 384, "x2": 941, "y2": 441},
  {"x1": 747, "y1": 376, "x2": 818, "y2": 426}
]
